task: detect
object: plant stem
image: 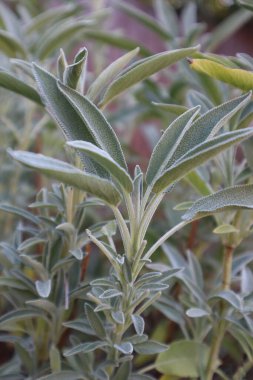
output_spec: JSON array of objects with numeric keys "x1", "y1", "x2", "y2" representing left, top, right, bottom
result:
[
  {"x1": 206, "y1": 242, "x2": 235, "y2": 380},
  {"x1": 143, "y1": 220, "x2": 189, "y2": 261}
]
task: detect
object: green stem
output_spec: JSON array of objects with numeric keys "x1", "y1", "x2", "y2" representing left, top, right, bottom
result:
[
  {"x1": 143, "y1": 220, "x2": 189, "y2": 261},
  {"x1": 206, "y1": 242, "x2": 235, "y2": 380}
]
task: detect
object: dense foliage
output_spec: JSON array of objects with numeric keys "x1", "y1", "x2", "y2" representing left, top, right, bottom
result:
[{"x1": 1, "y1": 1, "x2": 253, "y2": 379}]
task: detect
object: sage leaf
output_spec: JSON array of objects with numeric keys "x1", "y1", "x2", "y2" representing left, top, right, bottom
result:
[
  {"x1": 155, "y1": 340, "x2": 210, "y2": 377},
  {"x1": 165, "y1": 92, "x2": 251, "y2": 168},
  {"x1": 67, "y1": 141, "x2": 132, "y2": 193},
  {"x1": 64, "y1": 341, "x2": 107, "y2": 356},
  {"x1": 99, "y1": 289, "x2": 122, "y2": 299},
  {"x1": 0, "y1": 204, "x2": 40, "y2": 224},
  {"x1": 0, "y1": 68, "x2": 42, "y2": 104},
  {"x1": 146, "y1": 106, "x2": 200, "y2": 185},
  {"x1": 58, "y1": 82, "x2": 127, "y2": 170},
  {"x1": 209, "y1": 290, "x2": 242, "y2": 310},
  {"x1": 85, "y1": 303, "x2": 106, "y2": 339},
  {"x1": 134, "y1": 340, "x2": 167, "y2": 354},
  {"x1": 190, "y1": 58, "x2": 253, "y2": 91},
  {"x1": 99, "y1": 46, "x2": 199, "y2": 107},
  {"x1": 111, "y1": 311, "x2": 125, "y2": 324},
  {"x1": 114, "y1": 342, "x2": 133, "y2": 354},
  {"x1": 239, "y1": 0, "x2": 253, "y2": 11},
  {"x1": 213, "y1": 224, "x2": 239, "y2": 234},
  {"x1": 131, "y1": 315, "x2": 145, "y2": 336},
  {"x1": 24, "y1": 4, "x2": 78, "y2": 34},
  {"x1": 9, "y1": 150, "x2": 121, "y2": 206},
  {"x1": 186, "y1": 308, "x2": 210, "y2": 318},
  {"x1": 115, "y1": 2, "x2": 172, "y2": 40},
  {"x1": 153, "y1": 128, "x2": 253, "y2": 193},
  {"x1": 36, "y1": 19, "x2": 94, "y2": 60},
  {"x1": 112, "y1": 361, "x2": 131, "y2": 380},
  {"x1": 182, "y1": 184, "x2": 253, "y2": 221},
  {"x1": 87, "y1": 47, "x2": 140, "y2": 102},
  {"x1": 0, "y1": 308, "x2": 46, "y2": 328},
  {"x1": 35, "y1": 280, "x2": 52, "y2": 298},
  {"x1": 63, "y1": 47, "x2": 88, "y2": 90},
  {"x1": 80, "y1": 30, "x2": 151, "y2": 57},
  {"x1": 0, "y1": 30, "x2": 27, "y2": 58}
]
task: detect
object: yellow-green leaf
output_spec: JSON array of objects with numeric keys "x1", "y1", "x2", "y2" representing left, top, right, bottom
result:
[{"x1": 190, "y1": 58, "x2": 253, "y2": 91}]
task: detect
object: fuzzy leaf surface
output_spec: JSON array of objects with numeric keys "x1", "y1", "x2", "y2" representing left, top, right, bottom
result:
[
  {"x1": 0, "y1": 68, "x2": 42, "y2": 104},
  {"x1": 67, "y1": 141, "x2": 132, "y2": 192},
  {"x1": 58, "y1": 82, "x2": 127, "y2": 170},
  {"x1": 9, "y1": 150, "x2": 121, "y2": 205},
  {"x1": 153, "y1": 128, "x2": 253, "y2": 193},
  {"x1": 99, "y1": 46, "x2": 199, "y2": 107},
  {"x1": 183, "y1": 184, "x2": 253, "y2": 221},
  {"x1": 87, "y1": 47, "x2": 140, "y2": 102},
  {"x1": 146, "y1": 106, "x2": 200, "y2": 185},
  {"x1": 64, "y1": 341, "x2": 107, "y2": 356}
]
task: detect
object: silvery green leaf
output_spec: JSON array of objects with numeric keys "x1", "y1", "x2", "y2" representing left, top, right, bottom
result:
[
  {"x1": 134, "y1": 340, "x2": 168, "y2": 354},
  {"x1": 238, "y1": 0, "x2": 253, "y2": 11},
  {"x1": 114, "y1": 342, "x2": 133, "y2": 354},
  {"x1": 18, "y1": 237, "x2": 46, "y2": 251},
  {"x1": 186, "y1": 90, "x2": 213, "y2": 113},
  {"x1": 36, "y1": 19, "x2": 94, "y2": 60},
  {"x1": 99, "y1": 289, "x2": 122, "y2": 299},
  {"x1": 58, "y1": 82, "x2": 127, "y2": 170},
  {"x1": 0, "y1": 30, "x2": 27, "y2": 58},
  {"x1": 24, "y1": 4, "x2": 78, "y2": 34},
  {"x1": 183, "y1": 184, "x2": 253, "y2": 221},
  {"x1": 63, "y1": 47, "x2": 88, "y2": 90},
  {"x1": 85, "y1": 304, "x2": 106, "y2": 339},
  {"x1": 186, "y1": 308, "x2": 210, "y2": 318},
  {"x1": 67, "y1": 141, "x2": 132, "y2": 193},
  {"x1": 112, "y1": 361, "x2": 131, "y2": 380},
  {"x1": 69, "y1": 248, "x2": 83, "y2": 260},
  {"x1": 0, "y1": 68, "x2": 42, "y2": 104},
  {"x1": 64, "y1": 341, "x2": 107, "y2": 357},
  {"x1": 35, "y1": 279, "x2": 51, "y2": 298},
  {"x1": 87, "y1": 47, "x2": 140, "y2": 102},
  {"x1": 166, "y1": 92, "x2": 251, "y2": 168},
  {"x1": 209, "y1": 290, "x2": 242, "y2": 310},
  {"x1": 9, "y1": 150, "x2": 121, "y2": 206},
  {"x1": 127, "y1": 334, "x2": 148, "y2": 344},
  {"x1": 131, "y1": 315, "x2": 145, "y2": 336},
  {"x1": 141, "y1": 282, "x2": 169, "y2": 291},
  {"x1": 81, "y1": 30, "x2": 151, "y2": 58},
  {"x1": 0, "y1": 308, "x2": 46, "y2": 328},
  {"x1": 152, "y1": 102, "x2": 188, "y2": 116},
  {"x1": 135, "y1": 272, "x2": 162, "y2": 288},
  {"x1": 241, "y1": 267, "x2": 253, "y2": 295},
  {"x1": 173, "y1": 201, "x2": 194, "y2": 211},
  {"x1": 233, "y1": 252, "x2": 253, "y2": 276},
  {"x1": 146, "y1": 106, "x2": 200, "y2": 185},
  {"x1": 0, "y1": 204, "x2": 40, "y2": 224},
  {"x1": 63, "y1": 319, "x2": 95, "y2": 336},
  {"x1": 153, "y1": 128, "x2": 253, "y2": 193},
  {"x1": 111, "y1": 311, "x2": 125, "y2": 324},
  {"x1": 26, "y1": 300, "x2": 56, "y2": 316},
  {"x1": 90, "y1": 278, "x2": 115, "y2": 287},
  {"x1": 32, "y1": 64, "x2": 104, "y2": 175},
  {"x1": 99, "y1": 46, "x2": 199, "y2": 107},
  {"x1": 115, "y1": 2, "x2": 172, "y2": 40}
]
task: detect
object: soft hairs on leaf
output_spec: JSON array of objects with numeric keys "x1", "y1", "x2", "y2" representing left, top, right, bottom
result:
[
  {"x1": 67, "y1": 141, "x2": 133, "y2": 193},
  {"x1": 152, "y1": 128, "x2": 253, "y2": 193},
  {"x1": 99, "y1": 45, "x2": 200, "y2": 107},
  {"x1": 32, "y1": 63, "x2": 104, "y2": 176},
  {"x1": 182, "y1": 184, "x2": 253, "y2": 221},
  {"x1": 8, "y1": 150, "x2": 121, "y2": 206},
  {"x1": 57, "y1": 82, "x2": 127, "y2": 170},
  {"x1": 146, "y1": 106, "x2": 200, "y2": 185}
]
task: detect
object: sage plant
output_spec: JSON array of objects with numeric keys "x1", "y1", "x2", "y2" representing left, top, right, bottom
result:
[{"x1": 7, "y1": 53, "x2": 253, "y2": 378}]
